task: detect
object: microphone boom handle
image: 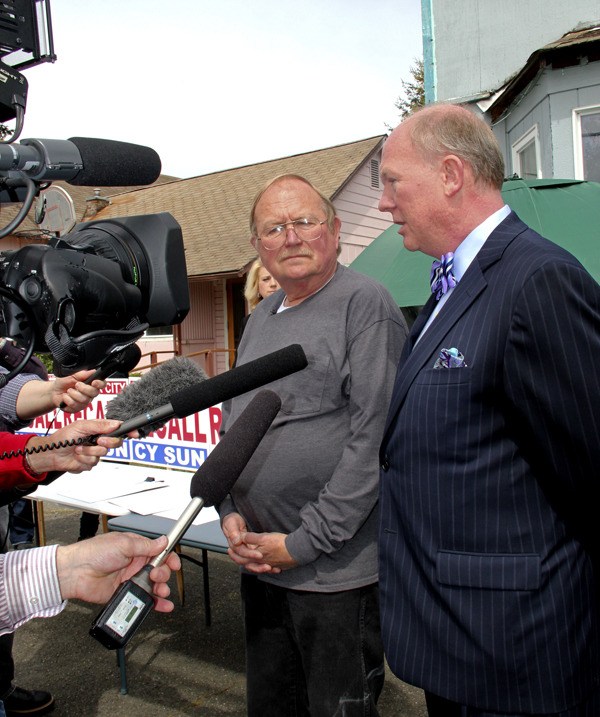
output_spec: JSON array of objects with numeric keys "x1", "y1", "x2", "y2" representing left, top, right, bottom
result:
[
  {"x1": 107, "y1": 403, "x2": 175, "y2": 437},
  {"x1": 149, "y1": 496, "x2": 205, "y2": 568}
]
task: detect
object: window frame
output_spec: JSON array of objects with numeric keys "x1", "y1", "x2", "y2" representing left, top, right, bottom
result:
[
  {"x1": 572, "y1": 104, "x2": 600, "y2": 181},
  {"x1": 511, "y1": 124, "x2": 542, "y2": 180},
  {"x1": 143, "y1": 325, "x2": 174, "y2": 339}
]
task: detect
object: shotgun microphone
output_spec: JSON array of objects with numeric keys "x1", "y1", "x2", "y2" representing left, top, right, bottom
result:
[
  {"x1": 105, "y1": 344, "x2": 307, "y2": 438},
  {"x1": 0, "y1": 137, "x2": 161, "y2": 186}
]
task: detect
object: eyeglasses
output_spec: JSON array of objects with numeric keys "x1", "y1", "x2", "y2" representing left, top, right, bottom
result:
[{"x1": 255, "y1": 217, "x2": 327, "y2": 250}]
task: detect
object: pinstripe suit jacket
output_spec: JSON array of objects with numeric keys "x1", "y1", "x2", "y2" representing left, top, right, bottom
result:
[{"x1": 378, "y1": 212, "x2": 600, "y2": 714}]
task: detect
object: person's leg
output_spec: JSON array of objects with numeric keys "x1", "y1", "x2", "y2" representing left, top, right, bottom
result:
[
  {"x1": 1, "y1": 509, "x2": 54, "y2": 717},
  {"x1": 78, "y1": 512, "x2": 99, "y2": 541},
  {"x1": 8, "y1": 500, "x2": 35, "y2": 548},
  {"x1": 288, "y1": 583, "x2": 385, "y2": 717},
  {"x1": 241, "y1": 574, "x2": 309, "y2": 717},
  {"x1": 0, "y1": 634, "x2": 15, "y2": 702}
]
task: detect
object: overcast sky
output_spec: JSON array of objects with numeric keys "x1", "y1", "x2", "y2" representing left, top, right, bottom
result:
[{"x1": 19, "y1": 0, "x2": 423, "y2": 179}]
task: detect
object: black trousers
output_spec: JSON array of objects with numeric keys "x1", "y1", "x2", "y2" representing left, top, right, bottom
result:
[
  {"x1": 242, "y1": 574, "x2": 384, "y2": 717},
  {"x1": 0, "y1": 633, "x2": 14, "y2": 699}
]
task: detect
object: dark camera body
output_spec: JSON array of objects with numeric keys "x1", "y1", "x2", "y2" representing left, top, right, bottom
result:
[{"x1": 0, "y1": 212, "x2": 189, "y2": 375}]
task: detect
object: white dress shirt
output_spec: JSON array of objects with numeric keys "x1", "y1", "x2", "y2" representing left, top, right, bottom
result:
[{"x1": 0, "y1": 545, "x2": 66, "y2": 635}]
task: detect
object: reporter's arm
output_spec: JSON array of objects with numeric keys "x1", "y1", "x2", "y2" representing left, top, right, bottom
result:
[
  {"x1": 0, "y1": 534, "x2": 180, "y2": 635},
  {"x1": 1, "y1": 419, "x2": 123, "y2": 491},
  {"x1": 0, "y1": 545, "x2": 65, "y2": 635},
  {"x1": 25, "y1": 419, "x2": 122, "y2": 476},
  {"x1": 15, "y1": 370, "x2": 105, "y2": 420}
]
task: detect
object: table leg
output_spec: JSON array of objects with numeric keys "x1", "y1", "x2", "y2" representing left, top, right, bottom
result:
[
  {"x1": 35, "y1": 502, "x2": 46, "y2": 547},
  {"x1": 174, "y1": 544, "x2": 185, "y2": 606}
]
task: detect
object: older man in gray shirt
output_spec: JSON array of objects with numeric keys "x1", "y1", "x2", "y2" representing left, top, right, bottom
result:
[{"x1": 219, "y1": 174, "x2": 407, "y2": 717}]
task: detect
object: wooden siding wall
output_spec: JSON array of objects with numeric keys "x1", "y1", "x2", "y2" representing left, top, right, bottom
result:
[
  {"x1": 214, "y1": 279, "x2": 229, "y2": 376},
  {"x1": 334, "y1": 151, "x2": 393, "y2": 266},
  {"x1": 179, "y1": 278, "x2": 219, "y2": 375}
]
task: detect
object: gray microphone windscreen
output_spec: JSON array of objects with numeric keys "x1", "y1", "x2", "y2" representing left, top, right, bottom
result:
[
  {"x1": 106, "y1": 357, "x2": 208, "y2": 437},
  {"x1": 190, "y1": 389, "x2": 281, "y2": 506}
]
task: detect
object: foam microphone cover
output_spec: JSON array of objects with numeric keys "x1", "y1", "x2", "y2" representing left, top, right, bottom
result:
[
  {"x1": 106, "y1": 357, "x2": 208, "y2": 437},
  {"x1": 67, "y1": 137, "x2": 162, "y2": 186},
  {"x1": 169, "y1": 343, "x2": 307, "y2": 418},
  {"x1": 190, "y1": 389, "x2": 281, "y2": 506}
]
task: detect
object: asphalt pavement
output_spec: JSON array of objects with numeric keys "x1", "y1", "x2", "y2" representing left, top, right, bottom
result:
[{"x1": 12, "y1": 504, "x2": 427, "y2": 716}]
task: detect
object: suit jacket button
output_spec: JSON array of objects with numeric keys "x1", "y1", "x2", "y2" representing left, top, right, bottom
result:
[{"x1": 381, "y1": 458, "x2": 390, "y2": 472}]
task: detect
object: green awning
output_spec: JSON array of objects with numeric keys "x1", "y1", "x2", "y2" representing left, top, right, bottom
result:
[{"x1": 350, "y1": 178, "x2": 600, "y2": 307}]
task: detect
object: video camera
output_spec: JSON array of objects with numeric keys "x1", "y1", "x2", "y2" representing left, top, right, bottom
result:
[
  {"x1": 0, "y1": 213, "x2": 189, "y2": 376},
  {"x1": 0, "y1": 1, "x2": 190, "y2": 378}
]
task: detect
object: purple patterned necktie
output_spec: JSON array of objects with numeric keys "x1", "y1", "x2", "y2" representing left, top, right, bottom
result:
[{"x1": 430, "y1": 252, "x2": 457, "y2": 300}]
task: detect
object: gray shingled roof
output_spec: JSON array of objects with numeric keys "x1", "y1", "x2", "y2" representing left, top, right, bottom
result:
[{"x1": 88, "y1": 135, "x2": 386, "y2": 277}]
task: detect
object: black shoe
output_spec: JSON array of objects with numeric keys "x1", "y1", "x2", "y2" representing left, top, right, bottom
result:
[{"x1": 3, "y1": 687, "x2": 55, "y2": 716}]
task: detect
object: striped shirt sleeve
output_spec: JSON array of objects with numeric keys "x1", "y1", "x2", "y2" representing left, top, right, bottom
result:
[{"x1": 0, "y1": 545, "x2": 67, "y2": 635}]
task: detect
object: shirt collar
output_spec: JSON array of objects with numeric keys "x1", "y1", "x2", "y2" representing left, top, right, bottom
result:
[{"x1": 452, "y1": 204, "x2": 511, "y2": 280}]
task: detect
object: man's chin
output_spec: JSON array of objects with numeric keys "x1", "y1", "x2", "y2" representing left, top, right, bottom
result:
[{"x1": 397, "y1": 228, "x2": 417, "y2": 252}]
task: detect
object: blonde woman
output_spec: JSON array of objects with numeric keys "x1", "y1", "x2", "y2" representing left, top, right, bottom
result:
[
  {"x1": 233, "y1": 260, "x2": 280, "y2": 366},
  {"x1": 244, "y1": 259, "x2": 280, "y2": 311}
]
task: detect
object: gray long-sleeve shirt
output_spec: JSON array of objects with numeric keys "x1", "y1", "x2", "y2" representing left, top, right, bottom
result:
[{"x1": 219, "y1": 264, "x2": 407, "y2": 591}]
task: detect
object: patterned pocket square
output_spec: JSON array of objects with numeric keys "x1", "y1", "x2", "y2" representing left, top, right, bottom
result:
[{"x1": 433, "y1": 347, "x2": 467, "y2": 369}]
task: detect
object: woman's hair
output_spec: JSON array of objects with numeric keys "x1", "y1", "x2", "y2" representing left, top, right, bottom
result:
[{"x1": 244, "y1": 259, "x2": 265, "y2": 311}]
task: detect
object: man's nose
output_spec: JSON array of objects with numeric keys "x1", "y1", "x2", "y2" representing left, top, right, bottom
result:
[
  {"x1": 378, "y1": 191, "x2": 393, "y2": 213},
  {"x1": 284, "y1": 225, "x2": 302, "y2": 243}
]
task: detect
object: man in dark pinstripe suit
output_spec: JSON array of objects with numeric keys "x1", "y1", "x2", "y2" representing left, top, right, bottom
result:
[{"x1": 377, "y1": 104, "x2": 600, "y2": 716}]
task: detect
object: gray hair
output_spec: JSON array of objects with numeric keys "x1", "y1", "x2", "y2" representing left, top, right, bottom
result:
[{"x1": 408, "y1": 104, "x2": 505, "y2": 189}]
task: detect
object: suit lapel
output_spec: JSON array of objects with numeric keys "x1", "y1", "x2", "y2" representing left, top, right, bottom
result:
[
  {"x1": 382, "y1": 212, "x2": 528, "y2": 444},
  {"x1": 400, "y1": 295, "x2": 437, "y2": 360}
]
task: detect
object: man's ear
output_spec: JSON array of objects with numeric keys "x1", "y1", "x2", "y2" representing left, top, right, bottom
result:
[
  {"x1": 441, "y1": 154, "x2": 464, "y2": 197},
  {"x1": 250, "y1": 235, "x2": 258, "y2": 249},
  {"x1": 333, "y1": 216, "x2": 341, "y2": 246}
]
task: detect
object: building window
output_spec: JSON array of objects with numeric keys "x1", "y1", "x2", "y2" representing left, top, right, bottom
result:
[
  {"x1": 144, "y1": 325, "x2": 173, "y2": 338},
  {"x1": 511, "y1": 125, "x2": 541, "y2": 179},
  {"x1": 573, "y1": 106, "x2": 600, "y2": 182}
]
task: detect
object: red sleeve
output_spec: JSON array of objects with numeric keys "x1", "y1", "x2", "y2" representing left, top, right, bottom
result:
[{"x1": 0, "y1": 433, "x2": 49, "y2": 489}]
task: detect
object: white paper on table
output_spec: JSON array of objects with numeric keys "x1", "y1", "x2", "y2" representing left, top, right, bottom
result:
[
  {"x1": 48, "y1": 471, "x2": 168, "y2": 504},
  {"x1": 108, "y1": 484, "x2": 186, "y2": 515}
]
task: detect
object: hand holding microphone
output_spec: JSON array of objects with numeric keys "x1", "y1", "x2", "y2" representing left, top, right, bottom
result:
[
  {"x1": 58, "y1": 344, "x2": 142, "y2": 411},
  {"x1": 90, "y1": 389, "x2": 282, "y2": 650}
]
